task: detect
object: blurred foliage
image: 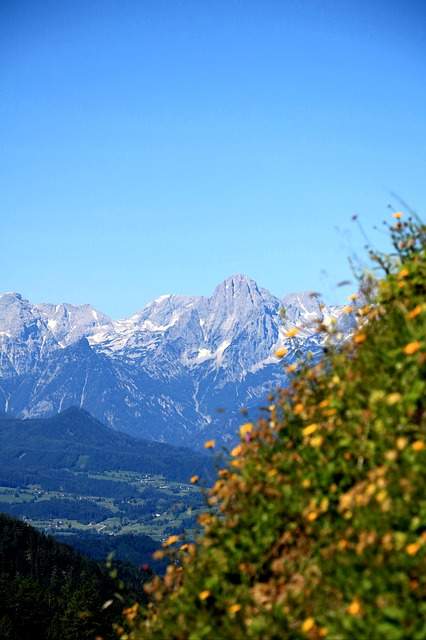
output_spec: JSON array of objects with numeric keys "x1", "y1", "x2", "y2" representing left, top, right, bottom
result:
[{"x1": 121, "y1": 213, "x2": 426, "y2": 640}]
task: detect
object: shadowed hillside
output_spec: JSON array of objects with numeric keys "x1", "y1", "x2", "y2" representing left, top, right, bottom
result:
[
  {"x1": 0, "y1": 407, "x2": 214, "y2": 482},
  {"x1": 0, "y1": 512, "x2": 146, "y2": 640}
]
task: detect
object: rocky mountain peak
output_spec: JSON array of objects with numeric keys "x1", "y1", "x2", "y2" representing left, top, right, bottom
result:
[
  {"x1": 0, "y1": 292, "x2": 24, "y2": 302},
  {"x1": 0, "y1": 280, "x2": 355, "y2": 448},
  {"x1": 211, "y1": 274, "x2": 265, "y2": 304}
]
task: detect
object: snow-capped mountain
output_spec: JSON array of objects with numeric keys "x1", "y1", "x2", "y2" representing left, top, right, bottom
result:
[{"x1": 0, "y1": 276, "x2": 354, "y2": 448}]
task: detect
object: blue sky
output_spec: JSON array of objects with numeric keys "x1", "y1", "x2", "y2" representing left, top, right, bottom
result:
[{"x1": 1, "y1": 1, "x2": 425, "y2": 317}]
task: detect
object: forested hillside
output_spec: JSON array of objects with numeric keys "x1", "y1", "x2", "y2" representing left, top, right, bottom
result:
[
  {"x1": 0, "y1": 407, "x2": 213, "y2": 482},
  {"x1": 0, "y1": 512, "x2": 146, "y2": 640},
  {"x1": 121, "y1": 215, "x2": 426, "y2": 639}
]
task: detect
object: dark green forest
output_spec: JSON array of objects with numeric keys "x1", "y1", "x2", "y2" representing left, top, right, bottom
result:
[{"x1": 0, "y1": 512, "x2": 147, "y2": 640}]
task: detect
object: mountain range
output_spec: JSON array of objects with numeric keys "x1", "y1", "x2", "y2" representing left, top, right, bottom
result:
[{"x1": 0, "y1": 275, "x2": 355, "y2": 448}]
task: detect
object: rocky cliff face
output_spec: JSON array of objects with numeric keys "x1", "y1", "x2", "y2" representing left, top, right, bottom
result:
[{"x1": 0, "y1": 277, "x2": 354, "y2": 448}]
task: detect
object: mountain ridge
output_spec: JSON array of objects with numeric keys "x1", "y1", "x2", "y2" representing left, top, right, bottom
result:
[
  {"x1": 0, "y1": 406, "x2": 213, "y2": 482},
  {"x1": 0, "y1": 275, "x2": 354, "y2": 448}
]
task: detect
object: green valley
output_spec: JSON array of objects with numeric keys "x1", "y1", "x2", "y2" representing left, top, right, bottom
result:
[{"x1": 0, "y1": 408, "x2": 213, "y2": 565}]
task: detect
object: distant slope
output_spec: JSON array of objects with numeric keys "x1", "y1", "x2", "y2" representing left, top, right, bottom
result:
[
  {"x1": 0, "y1": 407, "x2": 213, "y2": 482},
  {"x1": 0, "y1": 511, "x2": 139, "y2": 640}
]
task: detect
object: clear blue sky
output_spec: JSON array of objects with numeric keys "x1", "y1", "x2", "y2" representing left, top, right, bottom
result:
[{"x1": 1, "y1": 1, "x2": 425, "y2": 317}]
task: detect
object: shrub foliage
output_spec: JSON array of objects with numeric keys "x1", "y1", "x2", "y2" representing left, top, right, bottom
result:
[{"x1": 122, "y1": 214, "x2": 426, "y2": 640}]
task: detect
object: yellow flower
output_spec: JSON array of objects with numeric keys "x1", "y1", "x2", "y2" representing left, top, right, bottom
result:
[
  {"x1": 123, "y1": 603, "x2": 139, "y2": 622},
  {"x1": 354, "y1": 333, "x2": 366, "y2": 344},
  {"x1": 204, "y1": 439, "x2": 216, "y2": 449},
  {"x1": 358, "y1": 304, "x2": 371, "y2": 316},
  {"x1": 198, "y1": 590, "x2": 211, "y2": 601},
  {"x1": 385, "y1": 450, "x2": 397, "y2": 462},
  {"x1": 311, "y1": 435, "x2": 324, "y2": 448},
  {"x1": 285, "y1": 327, "x2": 300, "y2": 338},
  {"x1": 231, "y1": 444, "x2": 242, "y2": 457},
  {"x1": 303, "y1": 423, "x2": 319, "y2": 437},
  {"x1": 386, "y1": 392, "x2": 402, "y2": 405},
  {"x1": 406, "y1": 542, "x2": 420, "y2": 556},
  {"x1": 398, "y1": 267, "x2": 409, "y2": 278},
  {"x1": 342, "y1": 305, "x2": 353, "y2": 314},
  {"x1": 403, "y1": 340, "x2": 421, "y2": 355},
  {"x1": 163, "y1": 534, "x2": 180, "y2": 547},
  {"x1": 239, "y1": 422, "x2": 253, "y2": 437},
  {"x1": 412, "y1": 440, "x2": 425, "y2": 452},
  {"x1": 228, "y1": 603, "x2": 241, "y2": 614},
  {"x1": 275, "y1": 347, "x2": 288, "y2": 358},
  {"x1": 294, "y1": 403, "x2": 304, "y2": 414},
  {"x1": 190, "y1": 475, "x2": 199, "y2": 484},
  {"x1": 347, "y1": 598, "x2": 362, "y2": 616},
  {"x1": 347, "y1": 293, "x2": 358, "y2": 302},
  {"x1": 407, "y1": 304, "x2": 423, "y2": 319},
  {"x1": 376, "y1": 490, "x2": 388, "y2": 503},
  {"x1": 198, "y1": 513, "x2": 213, "y2": 527},
  {"x1": 286, "y1": 363, "x2": 298, "y2": 373},
  {"x1": 306, "y1": 511, "x2": 318, "y2": 522},
  {"x1": 392, "y1": 211, "x2": 403, "y2": 219},
  {"x1": 320, "y1": 497, "x2": 329, "y2": 511},
  {"x1": 396, "y1": 437, "x2": 408, "y2": 450},
  {"x1": 323, "y1": 408, "x2": 337, "y2": 417},
  {"x1": 302, "y1": 617, "x2": 315, "y2": 632}
]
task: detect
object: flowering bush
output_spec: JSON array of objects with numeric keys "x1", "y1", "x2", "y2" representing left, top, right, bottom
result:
[{"x1": 118, "y1": 214, "x2": 426, "y2": 640}]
